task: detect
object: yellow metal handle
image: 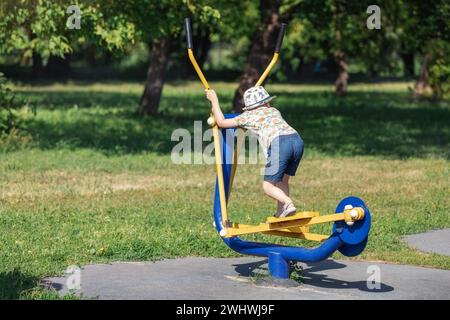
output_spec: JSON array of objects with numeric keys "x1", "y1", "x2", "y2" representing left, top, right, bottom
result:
[
  {"x1": 188, "y1": 49, "x2": 210, "y2": 90},
  {"x1": 256, "y1": 53, "x2": 279, "y2": 86},
  {"x1": 186, "y1": 47, "x2": 228, "y2": 226}
]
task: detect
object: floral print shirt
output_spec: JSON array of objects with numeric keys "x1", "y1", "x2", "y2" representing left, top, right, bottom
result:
[{"x1": 234, "y1": 106, "x2": 297, "y2": 157}]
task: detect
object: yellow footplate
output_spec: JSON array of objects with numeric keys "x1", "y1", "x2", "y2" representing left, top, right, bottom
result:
[{"x1": 266, "y1": 211, "x2": 320, "y2": 224}]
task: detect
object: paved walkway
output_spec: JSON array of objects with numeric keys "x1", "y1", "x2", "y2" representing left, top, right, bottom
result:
[
  {"x1": 403, "y1": 228, "x2": 450, "y2": 256},
  {"x1": 45, "y1": 257, "x2": 450, "y2": 300}
]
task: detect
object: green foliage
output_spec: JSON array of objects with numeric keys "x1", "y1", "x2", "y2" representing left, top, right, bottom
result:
[
  {"x1": 200, "y1": 1, "x2": 260, "y2": 73},
  {"x1": 0, "y1": 0, "x2": 145, "y2": 59},
  {"x1": 0, "y1": 73, "x2": 20, "y2": 135},
  {"x1": 406, "y1": 0, "x2": 450, "y2": 46},
  {"x1": 81, "y1": 4, "x2": 136, "y2": 51},
  {"x1": 0, "y1": 0, "x2": 449, "y2": 95},
  {"x1": 0, "y1": 0, "x2": 72, "y2": 59},
  {"x1": 401, "y1": 0, "x2": 450, "y2": 96},
  {"x1": 289, "y1": 263, "x2": 304, "y2": 283},
  {"x1": 282, "y1": 0, "x2": 448, "y2": 80},
  {"x1": 428, "y1": 41, "x2": 450, "y2": 98},
  {"x1": 113, "y1": 0, "x2": 221, "y2": 43},
  {"x1": 0, "y1": 0, "x2": 227, "y2": 63},
  {"x1": 211, "y1": 0, "x2": 258, "y2": 41},
  {"x1": 294, "y1": 0, "x2": 399, "y2": 73}
]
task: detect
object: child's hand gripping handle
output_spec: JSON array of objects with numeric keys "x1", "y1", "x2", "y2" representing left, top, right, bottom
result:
[{"x1": 205, "y1": 89, "x2": 217, "y2": 126}]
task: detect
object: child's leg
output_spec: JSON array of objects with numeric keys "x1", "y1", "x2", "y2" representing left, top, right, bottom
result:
[
  {"x1": 276, "y1": 174, "x2": 290, "y2": 213},
  {"x1": 262, "y1": 180, "x2": 292, "y2": 206}
]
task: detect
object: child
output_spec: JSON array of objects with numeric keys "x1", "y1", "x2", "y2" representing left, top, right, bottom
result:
[{"x1": 206, "y1": 86, "x2": 304, "y2": 218}]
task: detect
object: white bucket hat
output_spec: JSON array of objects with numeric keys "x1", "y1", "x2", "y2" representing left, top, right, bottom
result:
[{"x1": 242, "y1": 86, "x2": 276, "y2": 110}]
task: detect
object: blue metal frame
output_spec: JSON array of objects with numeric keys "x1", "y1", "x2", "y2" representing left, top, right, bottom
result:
[{"x1": 212, "y1": 114, "x2": 371, "y2": 279}]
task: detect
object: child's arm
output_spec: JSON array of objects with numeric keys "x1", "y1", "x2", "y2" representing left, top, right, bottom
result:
[{"x1": 205, "y1": 89, "x2": 237, "y2": 128}]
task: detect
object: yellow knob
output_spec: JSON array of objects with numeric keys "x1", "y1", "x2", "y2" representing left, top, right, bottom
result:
[
  {"x1": 207, "y1": 116, "x2": 216, "y2": 126},
  {"x1": 344, "y1": 207, "x2": 365, "y2": 225}
]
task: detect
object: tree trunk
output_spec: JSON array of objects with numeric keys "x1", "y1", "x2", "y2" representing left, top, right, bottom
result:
[
  {"x1": 332, "y1": 1, "x2": 349, "y2": 97},
  {"x1": 334, "y1": 50, "x2": 349, "y2": 96},
  {"x1": 401, "y1": 52, "x2": 415, "y2": 78},
  {"x1": 412, "y1": 53, "x2": 432, "y2": 98},
  {"x1": 232, "y1": 0, "x2": 282, "y2": 112},
  {"x1": 138, "y1": 37, "x2": 171, "y2": 116}
]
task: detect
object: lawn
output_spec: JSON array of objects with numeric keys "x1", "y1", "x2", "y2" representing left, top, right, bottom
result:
[{"x1": 0, "y1": 80, "x2": 449, "y2": 299}]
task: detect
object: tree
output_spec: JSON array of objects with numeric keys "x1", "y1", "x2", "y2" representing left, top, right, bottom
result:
[
  {"x1": 406, "y1": 0, "x2": 450, "y2": 98},
  {"x1": 284, "y1": 1, "x2": 419, "y2": 96},
  {"x1": 231, "y1": 0, "x2": 300, "y2": 111},
  {"x1": 238, "y1": 0, "x2": 373, "y2": 99},
  {"x1": 301, "y1": 0, "x2": 375, "y2": 96},
  {"x1": 0, "y1": 0, "x2": 137, "y2": 73},
  {"x1": 0, "y1": 0, "x2": 226, "y2": 115},
  {"x1": 115, "y1": 1, "x2": 185, "y2": 116},
  {"x1": 116, "y1": 1, "x2": 221, "y2": 115}
]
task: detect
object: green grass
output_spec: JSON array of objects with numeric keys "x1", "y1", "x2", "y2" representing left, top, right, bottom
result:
[{"x1": 0, "y1": 80, "x2": 449, "y2": 299}]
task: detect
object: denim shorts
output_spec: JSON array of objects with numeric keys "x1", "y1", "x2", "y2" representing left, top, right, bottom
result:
[{"x1": 264, "y1": 133, "x2": 304, "y2": 182}]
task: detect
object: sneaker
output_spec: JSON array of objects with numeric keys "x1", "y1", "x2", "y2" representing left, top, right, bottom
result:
[
  {"x1": 278, "y1": 202, "x2": 297, "y2": 218},
  {"x1": 273, "y1": 207, "x2": 283, "y2": 218}
]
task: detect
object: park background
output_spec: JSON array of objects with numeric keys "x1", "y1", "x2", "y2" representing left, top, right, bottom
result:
[{"x1": 0, "y1": 0, "x2": 449, "y2": 299}]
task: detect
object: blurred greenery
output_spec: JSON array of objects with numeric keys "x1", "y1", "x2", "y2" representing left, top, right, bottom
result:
[
  {"x1": 0, "y1": 0, "x2": 449, "y2": 299},
  {"x1": 428, "y1": 40, "x2": 450, "y2": 98},
  {"x1": 0, "y1": 81, "x2": 448, "y2": 300},
  {"x1": 10, "y1": 81, "x2": 449, "y2": 158},
  {"x1": 0, "y1": 72, "x2": 23, "y2": 136},
  {"x1": 1, "y1": 1, "x2": 448, "y2": 96}
]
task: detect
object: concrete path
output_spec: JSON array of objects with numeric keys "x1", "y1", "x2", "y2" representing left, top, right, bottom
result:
[
  {"x1": 403, "y1": 228, "x2": 450, "y2": 256},
  {"x1": 44, "y1": 257, "x2": 450, "y2": 300}
]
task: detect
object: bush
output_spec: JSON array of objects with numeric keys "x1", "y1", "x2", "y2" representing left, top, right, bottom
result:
[
  {"x1": 0, "y1": 73, "x2": 32, "y2": 150},
  {"x1": 429, "y1": 40, "x2": 450, "y2": 99},
  {"x1": 0, "y1": 72, "x2": 20, "y2": 135}
]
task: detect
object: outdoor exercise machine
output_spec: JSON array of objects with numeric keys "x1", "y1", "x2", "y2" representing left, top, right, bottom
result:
[{"x1": 184, "y1": 18, "x2": 371, "y2": 279}]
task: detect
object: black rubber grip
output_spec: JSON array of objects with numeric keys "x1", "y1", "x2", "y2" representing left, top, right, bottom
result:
[
  {"x1": 274, "y1": 23, "x2": 287, "y2": 53},
  {"x1": 184, "y1": 18, "x2": 193, "y2": 49}
]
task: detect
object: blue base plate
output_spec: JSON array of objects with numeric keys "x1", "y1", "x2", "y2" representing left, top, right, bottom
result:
[{"x1": 338, "y1": 236, "x2": 368, "y2": 257}]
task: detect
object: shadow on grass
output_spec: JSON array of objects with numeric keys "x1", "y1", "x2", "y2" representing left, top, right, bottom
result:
[
  {"x1": 0, "y1": 268, "x2": 39, "y2": 299},
  {"x1": 18, "y1": 89, "x2": 450, "y2": 158}
]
